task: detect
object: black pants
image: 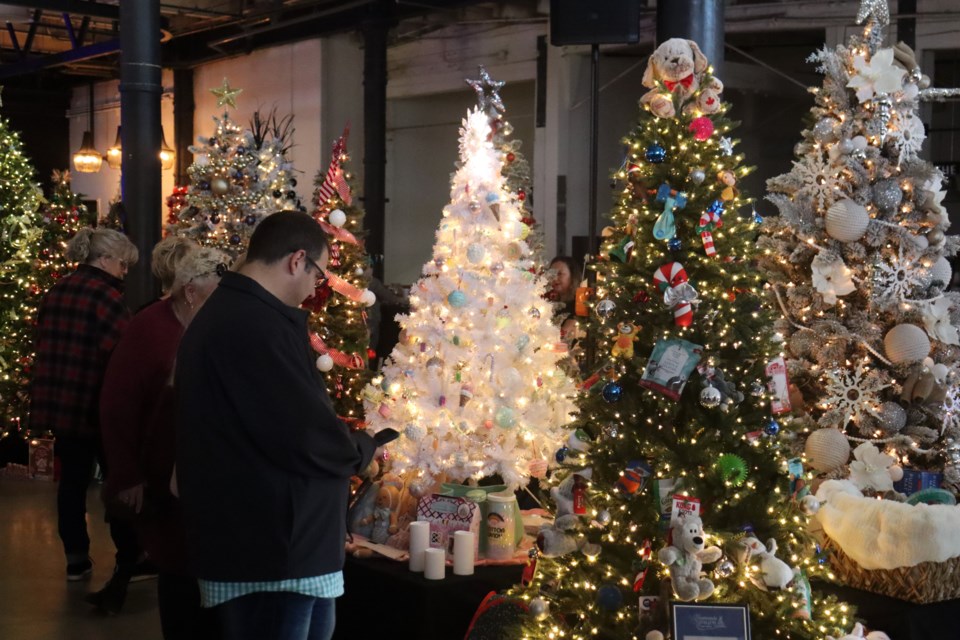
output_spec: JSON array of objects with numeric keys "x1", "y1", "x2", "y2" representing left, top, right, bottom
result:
[
  {"x1": 55, "y1": 434, "x2": 139, "y2": 566},
  {"x1": 157, "y1": 573, "x2": 219, "y2": 640}
]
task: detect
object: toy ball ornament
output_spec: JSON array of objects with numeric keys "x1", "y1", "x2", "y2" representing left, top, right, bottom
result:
[
  {"x1": 700, "y1": 385, "x2": 722, "y2": 408},
  {"x1": 596, "y1": 298, "x2": 617, "y2": 319},
  {"x1": 804, "y1": 427, "x2": 851, "y2": 473},
  {"x1": 447, "y1": 290, "x2": 468, "y2": 308},
  {"x1": 645, "y1": 143, "x2": 666, "y2": 163},
  {"x1": 315, "y1": 354, "x2": 334, "y2": 372},
  {"x1": 211, "y1": 177, "x2": 230, "y2": 195},
  {"x1": 597, "y1": 584, "x2": 624, "y2": 611},
  {"x1": 764, "y1": 418, "x2": 780, "y2": 436},
  {"x1": 825, "y1": 199, "x2": 870, "y2": 242},
  {"x1": 688, "y1": 116, "x2": 715, "y2": 141},
  {"x1": 328, "y1": 209, "x2": 347, "y2": 227},
  {"x1": 884, "y1": 324, "x2": 931, "y2": 364},
  {"x1": 602, "y1": 382, "x2": 623, "y2": 403}
]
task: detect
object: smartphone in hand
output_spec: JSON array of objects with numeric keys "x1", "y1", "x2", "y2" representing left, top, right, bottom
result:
[{"x1": 373, "y1": 428, "x2": 400, "y2": 446}]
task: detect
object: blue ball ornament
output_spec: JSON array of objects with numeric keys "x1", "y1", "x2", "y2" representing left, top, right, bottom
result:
[
  {"x1": 229, "y1": 234, "x2": 242, "y2": 245},
  {"x1": 764, "y1": 418, "x2": 780, "y2": 436},
  {"x1": 596, "y1": 584, "x2": 623, "y2": 611},
  {"x1": 495, "y1": 406, "x2": 516, "y2": 429},
  {"x1": 485, "y1": 192, "x2": 500, "y2": 203},
  {"x1": 447, "y1": 290, "x2": 468, "y2": 308},
  {"x1": 645, "y1": 143, "x2": 666, "y2": 163},
  {"x1": 555, "y1": 446, "x2": 569, "y2": 463},
  {"x1": 236, "y1": 145, "x2": 245, "y2": 154},
  {"x1": 245, "y1": 215, "x2": 257, "y2": 225},
  {"x1": 668, "y1": 237, "x2": 682, "y2": 251},
  {"x1": 601, "y1": 382, "x2": 623, "y2": 403}
]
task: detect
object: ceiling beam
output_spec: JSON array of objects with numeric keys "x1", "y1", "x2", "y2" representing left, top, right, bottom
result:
[
  {"x1": 0, "y1": 37, "x2": 117, "y2": 79},
  {"x1": 0, "y1": 1, "x2": 118, "y2": 20},
  {"x1": 22, "y1": 10, "x2": 42, "y2": 56}
]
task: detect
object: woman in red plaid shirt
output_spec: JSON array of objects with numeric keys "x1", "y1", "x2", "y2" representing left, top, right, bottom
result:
[{"x1": 30, "y1": 226, "x2": 138, "y2": 586}]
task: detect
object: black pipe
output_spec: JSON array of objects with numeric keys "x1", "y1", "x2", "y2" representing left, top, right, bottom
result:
[
  {"x1": 655, "y1": 0, "x2": 725, "y2": 77},
  {"x1": 588, "y1": 43, "x2": 599, "y2": 259},
  {"x1": 898, "y1": 0, "x2": 916, "y2": 50},
  {"x1": 119, "y1": 0, "x2": 162, "y2": 308},
  {"x1": 173, "y1": 68, "x2": 194, "y2": 187},
  {"x1": 362, "y1": 3, "x2": 390, "y2": 282}
]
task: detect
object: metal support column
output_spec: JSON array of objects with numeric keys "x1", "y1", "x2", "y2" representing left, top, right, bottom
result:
[
  {"x1": 119, "y1": 0, "x2": 162, "y2": 307},
  {"x1": 173, "y1": 68, "x2": 194, "y2": 188},
  {"x1": 655, "y1": 0, "x2": 725, "y2": 77},
  {"x1": 362, "y1": 4, "x2": 390, "y2": 282}
]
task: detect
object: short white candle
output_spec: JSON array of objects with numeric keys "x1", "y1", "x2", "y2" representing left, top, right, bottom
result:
[
  {"x1": 408, "y1": 521, "x2": 430, "y2": 572},
  {"x1": 424, "y1": 547, "x2": 445, "y2": 580},
  {"x1": 453, "y1": 530, "x2": 475, "y2": 576}
]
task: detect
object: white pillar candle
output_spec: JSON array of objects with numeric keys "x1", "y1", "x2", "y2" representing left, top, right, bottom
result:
[
  {"x1": 408, "y1": 521, "x2": 430, "y2": 572},
  {"x1": 453, "y1": 530, "x2": 475, "y2": 576},
  {"x1": 424, "y1": 547, "x2": 446, "y2": 580}
]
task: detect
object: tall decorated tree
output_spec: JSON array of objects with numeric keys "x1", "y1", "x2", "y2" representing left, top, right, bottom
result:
[
  {"x1": 759, "y1": 3, "x2": 960, "y2": 489},
  {"x1": 363, "y1": 71, "x2": 577, "y2": 491},
  {"x1": 180, "y1": 78, "x2": 265, "y2": 254},
  {"x1": 0, "y1": 117, "x2": 43, "y2": 443},
  {"x1": 494, "y1": 121, "x2": 544, "y2": 268},
  {"x1": 507, "y1": 39, "x2": 859, "y2": 640},
  {"x1": 757, "y1": 1, "x2": 960, "y2": 606},
  {"x1": 250, "y1": 108, "x2": 302, "y2": 215},
  {"x1": 304, "y1": 127, "x2": 375, "y2": 422}
]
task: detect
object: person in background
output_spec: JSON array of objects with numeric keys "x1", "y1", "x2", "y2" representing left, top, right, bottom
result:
[
  {"x1": 546, "y1": 256, "x2": 581, "y2": 317},
  {"x1": 176, "y1": 212, "x2": 377, "y2": 640},
  {"x1": 151, "y1": 235, "x2": 197, "y2": 298},
  {"x1": 30, "y1": 227, "x2": 140, "y2": 588},
  {"x1": 100, "y1": 246, "x2": 228, "y2": 633}
]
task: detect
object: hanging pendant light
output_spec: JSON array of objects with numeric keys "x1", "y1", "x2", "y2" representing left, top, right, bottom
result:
[
  {"x1": 106, "y1": 126, "x2": 122, "y2": 170},
  {"x1": 159, "y1": 126, "x2": 175, "y2": 171},
  {"x1": 73, "y1": 85, "x2": 102, "y2": 173}
]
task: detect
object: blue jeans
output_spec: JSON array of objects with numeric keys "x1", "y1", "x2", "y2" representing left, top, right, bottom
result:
[{"x1": 217, "y1": 592, "x2": 335, "y2": 640}]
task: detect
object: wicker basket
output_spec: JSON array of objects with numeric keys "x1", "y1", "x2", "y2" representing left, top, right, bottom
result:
[{"x1": 823, "y1": 536, "x2": 960, "y2": 604}]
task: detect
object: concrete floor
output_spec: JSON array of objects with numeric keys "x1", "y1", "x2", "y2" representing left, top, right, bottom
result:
[{"x1": 0, "y1": 479, "x2": 163, "y2": 640}]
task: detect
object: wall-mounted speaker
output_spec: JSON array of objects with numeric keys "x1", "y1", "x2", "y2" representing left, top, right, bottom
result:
[{"x1": 549, "y1": 0, "x2": 641, "y2": 46}]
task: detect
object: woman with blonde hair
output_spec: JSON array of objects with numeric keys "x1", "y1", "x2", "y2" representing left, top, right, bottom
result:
[
  {"x1": 31, "y1": 226, "x2": 139, "y2": 586},
  {"x1": 100, "y1": 245, "x2": 228, "y2": 632},
  {"x1": 151, "y1": 236, "x2": 198, "y2": 297}
]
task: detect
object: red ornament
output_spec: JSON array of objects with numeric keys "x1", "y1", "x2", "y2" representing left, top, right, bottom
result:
[
  {"x1": 518, "y1": 190, "x2": 526, "y2": 201},
  {"x1": 507, "y1": 152, "x2": 516, "y2": 163},
  {"x1": 632, "y1": 289, "x2": 650, "y2": 304},
  {"x1": 689, "y1": 116, "x2": 715, "y2": 141}
]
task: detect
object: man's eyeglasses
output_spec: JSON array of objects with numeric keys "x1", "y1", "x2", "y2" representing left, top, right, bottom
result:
[{"x1": 304, "y1": 254, "x2": 328, "y2": 286}]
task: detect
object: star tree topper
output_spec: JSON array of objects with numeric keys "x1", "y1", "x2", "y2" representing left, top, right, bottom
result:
[
  {"x1": 465, "y1": 66, "x2": 505, "y2": 114},
  {"x1": 856, "y1": 0, "x2": 890, "y2": 27},
  {"x1": 211, "y1": 77, "x2": 242, "y2": 109}
]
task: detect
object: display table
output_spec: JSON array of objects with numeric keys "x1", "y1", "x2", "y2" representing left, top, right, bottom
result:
[
  {"x1": 334, "y1": 555, "x2": 524, "y2": 639},
  {"x1": 814, "y1": 581, "x2": 960, "y2": 639}
]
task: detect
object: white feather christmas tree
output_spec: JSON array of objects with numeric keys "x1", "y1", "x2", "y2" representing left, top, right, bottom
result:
[{"x1": 363, "y1": 77, "x2": 577, "y2": 490}]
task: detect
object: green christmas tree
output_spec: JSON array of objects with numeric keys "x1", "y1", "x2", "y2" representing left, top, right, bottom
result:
[
  {"x1": 305, "y1": 128, "x2": 375, "y2": 422},
  {"x1": 508, "y1": 41, "x2": 856, "y2": 640}
]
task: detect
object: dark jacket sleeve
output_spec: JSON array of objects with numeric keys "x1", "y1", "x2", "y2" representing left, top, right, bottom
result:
[{"x1": 215, "y1": 327, "x2": 376, "y2": 479}]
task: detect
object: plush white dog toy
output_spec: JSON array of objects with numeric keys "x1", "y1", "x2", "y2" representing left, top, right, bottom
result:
[
  {"x1": 658, "y1": 514, "x2": 723, "y2": 601},
  {"x1": 640, "y1": 38, "x2": 723, "y2": 118}
]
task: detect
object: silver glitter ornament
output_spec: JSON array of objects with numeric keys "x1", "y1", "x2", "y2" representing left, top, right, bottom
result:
[
  {"x1": 877, "y1": 402, "x2": 907, "y2": 433},
  {"x1": 873, "y1": 94, "x2": 893, "y2": 137},
  {"x1": 700, "y1": 385, "x2": 722, "y2": 409},
  {"x1": 873, "y1": 179, "x2": 903, "y2": 214},
  {"x1": 597, "y1": 510, "x2": 612, "y2": 525},
  {"x1": 530, "y1": 598, "x2": 549, "y2": 619},
  {"x1": 690, "y1": 168, "x2": 706, "y2": 184},
  {"x1": 714, "y1": 559, "x2": 735, "y2": 579},
  {"x1": 750, "y1": 381, "x2": 766, "y2": 397},
  {"x1": 812, "y1": 118, "x2": 839, "y2": 143},
  {"x1": 603, "y1": 423, "x2": 619, "y2": 439},
  {"x1": 596, "y1": 299, "x2": 617, "y2": 319}
]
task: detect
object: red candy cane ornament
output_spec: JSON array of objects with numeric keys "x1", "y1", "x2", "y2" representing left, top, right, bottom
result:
[{"x1": 653, "y1": 262, "x2": 698, "y2": 327}]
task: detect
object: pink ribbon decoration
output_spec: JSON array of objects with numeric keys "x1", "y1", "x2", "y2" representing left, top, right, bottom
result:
[{"x1": 309, "y1": 331, "x2": 365, "y2": 369}]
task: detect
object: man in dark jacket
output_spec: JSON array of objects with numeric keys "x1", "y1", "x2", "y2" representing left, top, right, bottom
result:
[{"x1": 176, "y1": 211, "x2": 377, "y2": 640}]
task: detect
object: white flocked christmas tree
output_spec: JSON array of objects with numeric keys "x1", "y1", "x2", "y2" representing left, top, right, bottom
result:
[{"x1": 364, "y1": 70, "x2": 577, "y2": 490}]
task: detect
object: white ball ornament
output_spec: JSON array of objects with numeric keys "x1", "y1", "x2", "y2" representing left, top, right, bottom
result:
[
  {"x1": 800, "y1": 494, "x2": 821, "y2": 515},
  {"x1": 466, "y1": 242, "x2": 485, "y2": 264},
  {"x1": 646, "y1": 632, "x2": 665, "y2": 640},
  {"x1": 360, "y1": 289, "x2": 376, "y2": 307},
  {"x1": 211, "y1": 177, "x2": 230, "y2": 195},
  {"x1": 804, "y1": 428, "x2": 851, "y2": 473},
  {"x1": 931, "y1": 257, "x2": 952, "y2": 286},
  {"x1": 329, "y1": 209, "x2": 347, "y2": 227},
  {"x1": 884, "y1": 324, "x2": 931, "y2": 364},
  {"x1": 316, "y1": 354, "x2": 334, "y2": 372},
  {"x1": 825, "y1": 199, "x2": 869, "y2": 242}
]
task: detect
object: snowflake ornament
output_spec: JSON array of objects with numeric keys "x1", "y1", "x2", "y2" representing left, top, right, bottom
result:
[
  {"x1": 847, "y1": 48, "x2": 906, "y2": 103},
  {"x1": 892, "y1": 112, "x2": 926, "y2": 160},
  {"x1": 848, "y1": 442, "x2": 897, "y2": 492},
  {"x1": 921, "y1": 298, "x2": 960, "y2": 346},
  {"x1": 872, "y1": 245, "x2": 926, "y2": 310},
  {"x1": 812, "y1": 252, "x2": 856, "y2": 305},
  {"x1": 792, "y1": 155, "x2": 841, "y2": 210},
  {"x1": 939, "y1": 385, "x2": 960, "y2": 437},
  {"x1": 719, "y1": 137, "x2": 734, "y2": 156},
  {"x1": 818, "y1": 361, "x2": 890, "y2": 429}
]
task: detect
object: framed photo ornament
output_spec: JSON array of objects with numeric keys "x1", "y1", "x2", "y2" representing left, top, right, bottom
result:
[{"x1": 670, "y1": 602, "x2": 751, "y2": 640}]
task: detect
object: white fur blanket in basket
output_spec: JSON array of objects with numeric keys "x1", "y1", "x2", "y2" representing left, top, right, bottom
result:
[{"x1": 815, "y1": 480, "x2": 960, "y2": 570}]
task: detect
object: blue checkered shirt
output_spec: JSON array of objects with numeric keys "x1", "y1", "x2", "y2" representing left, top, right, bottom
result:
[{"x1": 199, "y1": 571, "x2": 344, "y2": 608}]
